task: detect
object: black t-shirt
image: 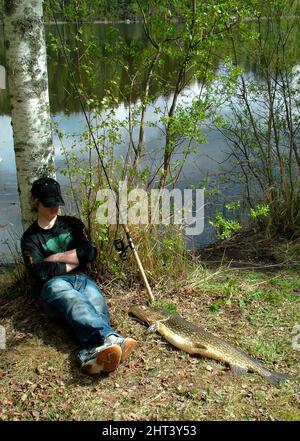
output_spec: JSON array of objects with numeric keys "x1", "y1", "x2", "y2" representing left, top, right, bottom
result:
[{"x1": 21, "y1": 215, "x2": 97, "y2": 287}]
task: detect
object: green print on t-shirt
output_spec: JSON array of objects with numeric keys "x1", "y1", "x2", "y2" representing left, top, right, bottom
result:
[{"x1": 42, "y1": 233, "x2": 73, "y2": 254}]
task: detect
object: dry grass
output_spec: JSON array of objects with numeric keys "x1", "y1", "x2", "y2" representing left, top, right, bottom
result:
[{"x1": 0, "y1": 256, "x2": 299, "y2": 421}]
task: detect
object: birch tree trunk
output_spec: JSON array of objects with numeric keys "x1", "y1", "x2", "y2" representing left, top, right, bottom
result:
[{"x1": 3, "y1": 0, "x2": 55, "y2": 230}]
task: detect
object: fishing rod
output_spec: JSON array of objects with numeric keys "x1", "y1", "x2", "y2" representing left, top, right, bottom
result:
[{"x1": 50, "y1": 4, "x2": 155, "y2": 304}]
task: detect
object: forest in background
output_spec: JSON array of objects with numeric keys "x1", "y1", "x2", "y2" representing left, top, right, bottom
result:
[{"x1": 45, "y1": 0, "x2": 139, "y2": 22}]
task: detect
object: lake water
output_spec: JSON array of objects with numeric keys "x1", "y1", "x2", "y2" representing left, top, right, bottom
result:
[{"x1": 0, "y1": 21, "x2": 299, "y2": 263}]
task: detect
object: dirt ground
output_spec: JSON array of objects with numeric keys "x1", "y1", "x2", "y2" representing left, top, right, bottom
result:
[{"x1": 0, "y1": 246, "x2": 299, "y2": 421}]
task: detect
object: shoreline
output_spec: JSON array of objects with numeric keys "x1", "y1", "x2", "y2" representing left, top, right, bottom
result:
[
  {"x1": 46, "y1": 19, "x2": 140, "y2": 25},
  {"x1": 44, "y1": 15, "x2": 300, "y2": 26}
]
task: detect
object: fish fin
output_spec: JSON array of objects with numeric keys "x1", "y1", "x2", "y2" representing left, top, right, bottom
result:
[
  {"x1": 249, "y1": 355, "x2": 264, "y2": 365},
  {"x1": 265, "y1": 371, "x2": 291, "y2": 387},
  {"x1": 230, "y1": 364, "x2": 248, "y2": 376}
]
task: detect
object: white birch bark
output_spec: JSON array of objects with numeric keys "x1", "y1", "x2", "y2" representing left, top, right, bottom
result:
[{"x1": 3, "y1": 0, "x2": 55, "y2": 229}]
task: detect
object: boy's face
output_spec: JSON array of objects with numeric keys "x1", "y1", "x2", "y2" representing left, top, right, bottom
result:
[{"x1": 37, "y1": 201, "x2": 59, "y2": 220}]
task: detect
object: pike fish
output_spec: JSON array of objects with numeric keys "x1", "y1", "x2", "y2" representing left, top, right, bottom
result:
[{"x1": 130, "y1": 305, "x2": 290, "y2": 386}]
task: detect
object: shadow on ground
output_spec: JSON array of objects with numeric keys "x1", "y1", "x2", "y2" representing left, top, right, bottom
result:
[{"x1": 0, "y1": 273, "x2": 106, "y2": 385}]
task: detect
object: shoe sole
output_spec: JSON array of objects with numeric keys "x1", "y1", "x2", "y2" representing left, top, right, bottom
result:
[
  {"x1": 121, "y1": 338, "x2": 138, "y2": 362},
  {"x1": 82, "y1": 344, "x2": 122, "y2": 376}
]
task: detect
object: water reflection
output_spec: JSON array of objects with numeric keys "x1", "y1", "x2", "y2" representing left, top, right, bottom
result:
[{"x1": 4, "y1": 21, "x2": 294, "y2": 116}]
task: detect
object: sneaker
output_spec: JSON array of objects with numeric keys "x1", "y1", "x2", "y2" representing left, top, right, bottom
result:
[
  {"x1": 105, "y1": 335, "x2": 138, "y2": 362},
  {"x1": 79, "y1": 343, "x2": 122, "y2": 376}
]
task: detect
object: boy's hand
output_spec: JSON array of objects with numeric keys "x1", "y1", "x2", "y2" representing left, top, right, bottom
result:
[
  {"x1": 44, "y1": 253, "x2": 60, "y2": 262},
  {"x1": 44, "y1": 253, "x2": 79, "y2": 272},
  {"x1": 44, "y1": 249, "x2": 79, "y2": 265}
]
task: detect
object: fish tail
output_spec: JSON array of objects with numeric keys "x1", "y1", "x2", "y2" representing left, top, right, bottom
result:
[
  {"x1": 264, "y1": 369, "x2": 291, "y2": 386},
  {"x1": 250, "y1": 358, "x2": 291, "y2": 386}
]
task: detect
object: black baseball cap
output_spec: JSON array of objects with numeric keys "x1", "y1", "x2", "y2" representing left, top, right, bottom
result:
[{"x1": 31, "y1": 177, "x2": 65, "y2": 207}]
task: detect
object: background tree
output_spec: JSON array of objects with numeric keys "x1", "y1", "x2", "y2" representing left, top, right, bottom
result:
[
  {"x1": 46, "y1": 0, "x2": 258, "y2": 280},
  {"x1": 3, "y1": 0, "x2": 55, "y2": 229},
  {"x1": 219, "y1": 0, "x2": 300, "y2": 238}
]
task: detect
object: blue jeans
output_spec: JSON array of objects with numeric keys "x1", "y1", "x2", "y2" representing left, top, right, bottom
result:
[{"x1": 40, "y1": 273, "x2": 120, "y2": 355}]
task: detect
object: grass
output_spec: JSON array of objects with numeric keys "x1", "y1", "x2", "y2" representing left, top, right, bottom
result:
[{"x1": 0, "y1": 238, "x2": 299, "y2": 421}]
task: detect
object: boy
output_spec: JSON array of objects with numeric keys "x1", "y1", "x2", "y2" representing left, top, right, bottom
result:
[{"x1": 21, "y1": 177, "x2": 137, "y2": 376}]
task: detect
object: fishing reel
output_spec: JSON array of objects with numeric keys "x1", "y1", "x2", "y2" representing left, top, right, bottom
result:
[{"x1": 114, "y1": 238, "x2": 129, "y2": 261}]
